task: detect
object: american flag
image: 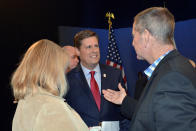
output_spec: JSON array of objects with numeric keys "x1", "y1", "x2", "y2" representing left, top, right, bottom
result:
[{"x1": 106, "y1": 26, "x2": 127, "y2": 88}]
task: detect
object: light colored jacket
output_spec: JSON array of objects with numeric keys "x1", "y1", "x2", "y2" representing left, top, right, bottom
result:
[{"x1": 12, "y1": 92, "x2": 89, "y2": 131}]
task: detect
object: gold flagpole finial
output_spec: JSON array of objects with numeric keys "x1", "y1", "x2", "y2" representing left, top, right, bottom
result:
[{"x1": 105, "y1": 12, "x2": 115, "y2": 39}]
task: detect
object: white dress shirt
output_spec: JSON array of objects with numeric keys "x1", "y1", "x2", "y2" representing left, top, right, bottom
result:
[{"x1": 80, "y1": 63, "x2": 101, "y2": 93}]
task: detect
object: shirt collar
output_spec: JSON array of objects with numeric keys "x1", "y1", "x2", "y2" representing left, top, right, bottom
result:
[
  {"x1": 144, "y1": 50, "x2": 172, "y2": 79},
  {"x1": 80, "y1": 63, "x2": 100, "y2": 75}
]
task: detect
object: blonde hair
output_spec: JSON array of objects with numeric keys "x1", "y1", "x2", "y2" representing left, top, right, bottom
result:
[{"x1": 11, "y1": 39, "x2": 69, "y2": 101}]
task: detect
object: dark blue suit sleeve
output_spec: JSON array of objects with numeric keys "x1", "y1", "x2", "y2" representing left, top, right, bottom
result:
[{"x1": 117, "y1": 69, "x2": 133, "y2": 131}]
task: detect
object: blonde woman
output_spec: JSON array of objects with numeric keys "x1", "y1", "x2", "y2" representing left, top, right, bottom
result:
[{"x1": 11, "y1": 39, "x2": 89, "y2": 131}]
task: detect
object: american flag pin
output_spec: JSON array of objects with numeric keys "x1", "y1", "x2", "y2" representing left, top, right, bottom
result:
[{"x1": 103, "y1": 74, "x2": 106, "y2": 78}]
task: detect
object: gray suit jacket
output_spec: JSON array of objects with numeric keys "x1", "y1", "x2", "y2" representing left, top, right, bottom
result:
[{"x1": 121, "y1": 50, "x2": 196, "y2": 131}]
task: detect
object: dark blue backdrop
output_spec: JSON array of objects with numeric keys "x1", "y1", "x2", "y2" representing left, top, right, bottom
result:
[{"x1": 59, "y1": 19, "x2": 196, "y2": 96}]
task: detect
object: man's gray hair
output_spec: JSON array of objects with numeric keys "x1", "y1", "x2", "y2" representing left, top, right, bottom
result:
[{"x1": 134, "y1": 7, "x2": 175, "y2": 45}]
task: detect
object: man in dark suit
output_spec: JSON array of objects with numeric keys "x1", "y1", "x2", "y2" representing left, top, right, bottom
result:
[
  {"x1": 65, "y1": 30, "x2": 129, "y2": 130},
  {"x1": 103, "y1": 7, "x2": 196, "y2": 131}
]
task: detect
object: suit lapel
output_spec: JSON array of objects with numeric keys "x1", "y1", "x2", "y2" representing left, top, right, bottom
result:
[
  {"x1": 100, "y1": 64, "x2": 110, "y2": 112},
  {"x1": 100, "y1": 64, "x2": 109, "y2": 91},
  {"x1": 76, "y1": 65, "x2": 96, "y2": 101},
  {"x1": 76, "y1": 65, "x2": 100, "y2": 112}
]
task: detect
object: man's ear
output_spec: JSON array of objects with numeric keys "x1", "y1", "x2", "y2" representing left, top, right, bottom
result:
[
  {"x1": 143, "y1": 29, "x2": 151, "y2": 48},
  {"x1": 75, "y1": 48, "x2": 80, "y2": 56}
]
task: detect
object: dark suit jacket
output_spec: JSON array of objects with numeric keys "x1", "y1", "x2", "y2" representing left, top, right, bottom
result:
[
  {"x1": 121, "y1": 50, "x2": 196, "y2": 131},
  {"x1": 65, "y1": 64, "x2": 129, "y2": 130},
  {"x1": 134, "y1": 75, "x2": 148, "y2": 100}
]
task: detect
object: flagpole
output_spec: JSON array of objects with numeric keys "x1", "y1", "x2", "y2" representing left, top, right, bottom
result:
[
  {"x1": 105, "y1": 12, "x2": 115, "y2": 39},
  {"x1": 105, "y1": 12, "x2": 128, "y2": 90}
]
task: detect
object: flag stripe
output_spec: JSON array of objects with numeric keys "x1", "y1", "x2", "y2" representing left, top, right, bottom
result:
[{"x1": 106, "y1": 26, "x2": 127, "y2": 89}]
